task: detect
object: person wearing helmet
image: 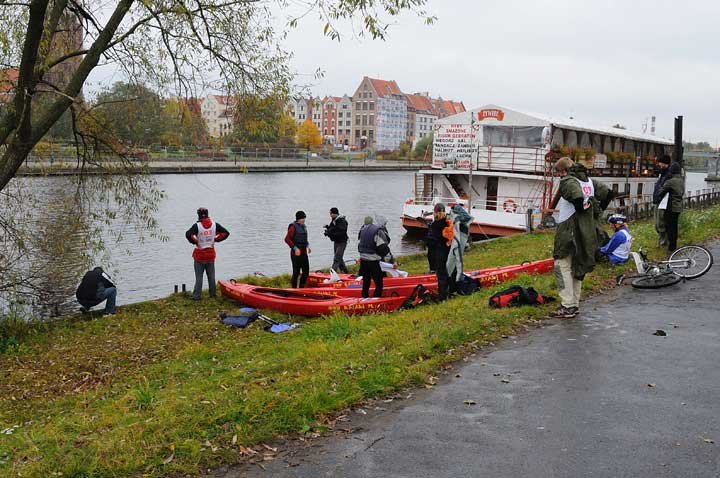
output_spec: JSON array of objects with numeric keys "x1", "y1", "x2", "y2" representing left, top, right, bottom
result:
[
  {"x1": 598, "y1": 214, "x2": 633, "y2": 264},
  {"x1": 185, "y1": 207, "x2": 230, "y2": 300}
]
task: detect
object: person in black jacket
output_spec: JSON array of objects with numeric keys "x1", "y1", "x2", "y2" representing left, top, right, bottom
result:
[
  {"x1": 324, "y1": 207, "x2": 349, "y2": 273},
  {"x1": 429, "y1": 203, "x2": 454, "y2": 301},
  {"x1": 652, "y1": 155, "x2": 672, "y2": 246},
  {"x1": 285, "y1": 210, "x2": 311, "y2": 288},
  {"x1": 76, "y1": 266, "x2": 117, "y2": 315}
]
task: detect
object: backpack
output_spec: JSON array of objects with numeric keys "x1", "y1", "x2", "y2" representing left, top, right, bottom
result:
[
  {"x1": 456, "y1": 274, "x2": 480, "y2": 295},
  {"x1": 488, "y1": 286, "x2": 554, "y2": 308}
]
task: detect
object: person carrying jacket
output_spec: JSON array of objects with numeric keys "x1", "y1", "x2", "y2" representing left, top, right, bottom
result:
[
  {"x1": 652, "y1": 155, "x2": 672, "y2": 246},
  {"x1": 324, "y1": 207, "x2": 349, "y2": 273},
  {"x1": 185, "y1": 207, "x2": 230, "y2": 300},
  {"x1": 357, "y1": 216, "x2": 394, "y2": 298},
  {"x1": 76, "y1": 266, "x2": 117, "y2": 315},
  {"x1": 657, "y1": 162, "x2": 685, "y2": 253},
  {"x1": 285, "y1": 210, "x2": 311, "y2": 288},
  {"x1": 599, "y1": 214, "x2": 633, "y2": 264},
  {"x1": 551, "y1": 158, "x2": 609, "y2": 319},
  {"x1": 447, "y1": 204, "x2": 473, "y2": 283},
  {"x1": 429, "y1": 203, "x2": 455, "y2": 300}
]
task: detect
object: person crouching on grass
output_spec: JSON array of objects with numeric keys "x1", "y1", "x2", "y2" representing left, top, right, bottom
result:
[
  {"x1": 598, "y1": 214, "x2": 633, "y2": 265},
  {"x1": 551, "y1": 158, "x2": 605, "y2": 319}
]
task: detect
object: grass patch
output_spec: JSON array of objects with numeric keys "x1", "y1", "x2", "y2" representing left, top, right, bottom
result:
[{"x1": 2, "y1": 205, "x2": 720, "y2": 476}]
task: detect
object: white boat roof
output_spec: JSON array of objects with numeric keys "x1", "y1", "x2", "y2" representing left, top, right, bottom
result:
[{"x1": 438, "y1": 104, "x2": 674, "y2": 146}]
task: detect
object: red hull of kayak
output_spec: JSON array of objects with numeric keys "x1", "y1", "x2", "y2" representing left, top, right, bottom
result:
[
  {"x1": 219, "y1": 281, "x2": 408, "y2": 317},
  {"x1": 307, "y1": 258, "x2": 555, "y2": 291}
]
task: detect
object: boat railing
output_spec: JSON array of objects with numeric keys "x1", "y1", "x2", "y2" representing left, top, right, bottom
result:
[
  {"x1": 406, "y1": 195, "x2": 544, "y2": 214},
  {"x1": 475, "y1": 146, "x2": 546, "y2": 174}
]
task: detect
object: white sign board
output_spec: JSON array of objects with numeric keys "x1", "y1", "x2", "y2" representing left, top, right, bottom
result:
[
  {"x1": 432, "y1": 123, "x2": 477, "y2": 169},
  {"x1": 593, "y1": 154, "x2": 607, "y2": 169}
]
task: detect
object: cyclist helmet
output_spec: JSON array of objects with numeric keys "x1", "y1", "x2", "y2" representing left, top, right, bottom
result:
[{"x1": 608, "y1": 213, "x2": 626, "y2": 225}]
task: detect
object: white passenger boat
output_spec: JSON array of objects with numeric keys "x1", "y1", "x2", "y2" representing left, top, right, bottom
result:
[{"x1": 402, "y1": 105, "x2": 674, "y2": 238}]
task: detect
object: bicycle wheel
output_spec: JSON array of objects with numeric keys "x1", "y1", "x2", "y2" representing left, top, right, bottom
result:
[
  {"x1": 669, "y1": 245, "x2": 714, "y2": 279},
  {"x1": 631, "y1": 273, "x2": 682, "y2": 289}
]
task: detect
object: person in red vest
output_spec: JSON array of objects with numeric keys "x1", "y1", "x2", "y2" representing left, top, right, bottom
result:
[{"x1": 185, "y1": 207, "x2": 230, "y2": 300}]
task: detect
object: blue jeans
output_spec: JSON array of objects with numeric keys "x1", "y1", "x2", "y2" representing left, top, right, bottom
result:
[{"x1": 79, "y1": 286, "x2": 117, "y2": 314}]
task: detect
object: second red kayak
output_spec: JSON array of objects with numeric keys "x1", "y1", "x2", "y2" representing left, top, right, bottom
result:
[{"x1": 306, "y1": 258, "x2": 555, "y2": 292}]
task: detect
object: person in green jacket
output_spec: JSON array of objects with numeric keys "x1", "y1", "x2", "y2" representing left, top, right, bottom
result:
[
  {"x1": 657, "y1": 162, "x2": 684, "y2": 253},
  {"x1": 550, "y1": 158, "x2": 609, "y2": 319}
]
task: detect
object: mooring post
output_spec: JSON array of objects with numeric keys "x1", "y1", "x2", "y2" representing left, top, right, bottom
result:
[
  {"x1": 182, "y1": 284, "x2": 186, "y2": 293},
  {"x1": 174, "y1": 285, "x2": 178, "y2": 294}
]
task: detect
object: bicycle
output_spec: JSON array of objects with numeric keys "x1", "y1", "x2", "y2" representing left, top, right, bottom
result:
[{"x1": 616, "y1": 245, "x2": 714, "y2": 289}]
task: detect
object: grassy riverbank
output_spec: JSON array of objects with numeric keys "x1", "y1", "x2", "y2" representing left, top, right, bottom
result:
[{"x1": 2, "y1": 205, "x2": 720, "y2": 477}]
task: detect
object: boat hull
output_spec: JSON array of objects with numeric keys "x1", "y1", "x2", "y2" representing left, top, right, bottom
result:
[
  {"x1": 307, "y1": 258, "x2": 554, "y2": 290},
  {"x1": 401, "y1": 215, "x2": 526, "y2": 238},
  {"x1": 219, "y1": 281, "x2": 407, "y2": 317}
]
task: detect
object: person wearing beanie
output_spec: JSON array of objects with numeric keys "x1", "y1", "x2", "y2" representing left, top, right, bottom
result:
[
  {"x1": 324, "y1": 207, "x2": 349, "y2": 273},
  {"x1": 185, "y1": 207, "x2": 230, "y2": 300},
  {"x1": 657, "y1": 162, "x2": 685, "y2": 253},
  {"x1": 652, "y1": 154, "x2": 672, "y2": 246},
  {"x1": 428, "y1": 202, "x2": 455, "y2": 300},
  {"x1": 357, "y1": 215, "x2": 394, "y2": 298},
  {"x1": 285, "y1": 210, "x2": 311, "y2": 288}
]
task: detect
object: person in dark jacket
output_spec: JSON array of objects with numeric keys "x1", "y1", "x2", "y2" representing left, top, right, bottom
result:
[
  {"x1": 424, "y1": 222, "x2": 439, "y2": 273},
  {"x1": 185, "y1": 207, "x2": 230, "y2": 300},
  {"x1": 285, "y1": 210, "x2": 311, "y2": 288},
  {"x1": 76, "y1": 266, "x2": 117, "y2": 315},
  {"x1": 657, "y1": 162, "x2": 685, "y2": 253},
  {"x1": 429, "y1": 203, "x2": 455, "y2": 300},
  {"x1": 357, "y1": 216, "x2": 394, "y2": 298},
  {"x1": 652, "y1": 155, "x2": 672, "y2": 246},
  {"x1": 324, "y1": 207, "x2": 349, "y2": 273}
]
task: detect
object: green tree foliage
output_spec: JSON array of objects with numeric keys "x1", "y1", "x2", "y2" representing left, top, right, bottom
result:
[
  {"x1": 93, "y1": 82, "x2": 165, "y2": 146},
  {"x1": 414, "y1": 133, "x2": 433, "y2": 158},
  {"x1": 231, "y1": 93, "x2": 296, "y2": 145}
]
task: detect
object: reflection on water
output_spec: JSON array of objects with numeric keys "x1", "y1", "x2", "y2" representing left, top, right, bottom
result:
[{"x1": 6, "y1": 170, "x2": 713, "y2": 315}]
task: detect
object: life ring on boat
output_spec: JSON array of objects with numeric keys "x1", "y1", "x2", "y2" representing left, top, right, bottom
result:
[
  {"x1": 405, "y1": 198, "x2": 414, "y2": 205},
  {"x1": 502, "y1": 199, "x2": 517, "y2": 213}
]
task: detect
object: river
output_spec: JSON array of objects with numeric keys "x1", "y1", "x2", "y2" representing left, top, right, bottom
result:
[{"x1": 4, "y1": 170, "x2": 716, "y2": 314}]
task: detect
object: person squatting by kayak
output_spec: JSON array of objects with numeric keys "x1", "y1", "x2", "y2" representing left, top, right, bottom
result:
[
  {"x1": 598, "y1": 214, "x2": 633, "y2": 265},
  {"x1": 357, "y1": 215, "x2": 395, "y2": 298},
  {"x1": 286, "y1": 210, "x2": 311, "y2": 288},
  {"x1": 324, "y1": 207, "x2": 349, "y2": 273},
  {"x1": 428, "y1": 203, "x2": 455, "y2": 300},
  {"x1": 76, "y1": 266, "x2": 117, "y2": 315},
  {"x1": 185, "y1": 207, "x2": 230, "y2": 300},
  {"x1": 551, "y1": 158, "x2": 612, "y2": 319}
]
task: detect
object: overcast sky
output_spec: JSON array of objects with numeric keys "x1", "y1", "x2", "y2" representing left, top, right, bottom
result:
[{"x1": 279, "y1": 0, "x2": 719, "y2": 143}]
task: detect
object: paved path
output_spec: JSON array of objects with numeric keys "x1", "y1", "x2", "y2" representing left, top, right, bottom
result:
[{"x1": 224, "y1": 245, "x2": 720, "y2": 478}]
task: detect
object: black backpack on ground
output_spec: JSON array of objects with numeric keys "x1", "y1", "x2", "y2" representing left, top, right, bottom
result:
[
  {"x1": 488, "y1": 285, "x2": 555, "y2": 308},
  {"x1": 455, "y1": 274, "x2": 480, "y2": 296}
]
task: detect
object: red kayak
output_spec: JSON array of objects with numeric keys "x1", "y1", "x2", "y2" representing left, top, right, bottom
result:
[
  {"x1": 219, "y1": 281, "x2": 410, "y2": 317},
  {"x1": 307, "y1": 258, "x2": 555, "y2": 291}
]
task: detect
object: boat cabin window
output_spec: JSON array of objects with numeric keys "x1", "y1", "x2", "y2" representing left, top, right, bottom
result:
[
  {"x1": 486, "y1": 177, "x2": 498, "y2": 211},
  {"x1": 637, "y1": 183, "x2": 643, "y2": 197},
  {"x1": 612, "y1": 184, "x2": 619, "y2": 195},
  {"x1": 482, "y1": 126, "x2": 543, "y2": 147},
  {"x1": 624, "y1": 183, "x2": 631, "y2": 196}
]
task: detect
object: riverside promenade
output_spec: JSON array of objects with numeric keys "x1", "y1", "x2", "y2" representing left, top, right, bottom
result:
[
  {"x1": 229, "y1": 244, "x2": 720, "y2": 478},
  {"x1": 17, "y1": 158, "x2": 428, "y2": 175}
]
